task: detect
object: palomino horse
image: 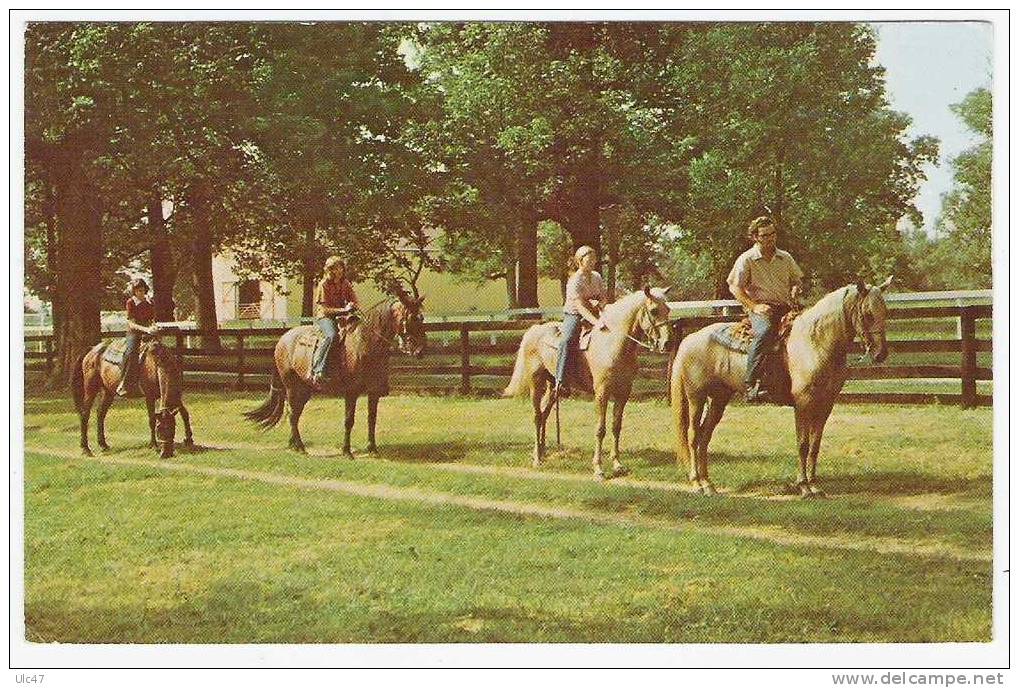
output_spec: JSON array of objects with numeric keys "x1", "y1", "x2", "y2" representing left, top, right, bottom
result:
[
  {"x1": 671, "y1": 278, "x2": 892, "y2": 497},
  {"x1": 504, "y1": 287, "x2": 673, "y2": 479},
  {"x1": 72, "y1": 336, "x2": 194, "y2": 459},
  {"x1": 244, "y1": 291, "x2": 425, "y2": 456}
]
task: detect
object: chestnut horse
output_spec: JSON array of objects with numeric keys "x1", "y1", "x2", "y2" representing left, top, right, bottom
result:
[
  {"x1": 244, "y1": 292, "x2": 425, "y2": 456},
  {"x1": 670, "y1": 278, "x2": 892, "y2": 497},
  {"x1": 72, "y1": 336, "x2": 194, "y2": 459},
  {"x1": 504, "y1": 287, "x2": 673, "y2": 479}
]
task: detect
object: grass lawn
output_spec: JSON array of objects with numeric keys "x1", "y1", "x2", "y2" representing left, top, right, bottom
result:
[{"x1": 22, "y1": 391, "x2": 994, "y2": 643}]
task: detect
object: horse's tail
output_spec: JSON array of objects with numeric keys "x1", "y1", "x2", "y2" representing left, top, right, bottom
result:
[
  {"x1": 671, "y1": 351, "x2": 691, "y2": 469},
  {"x1": 70, "y1": 350, "x2": 87, "y2": 415},
  {"x1": 244, "y1": 364, "x2": 286, "y2": 429},
  {"x1": 503, "y1": 325, "x2": 543, "y2": 398}
]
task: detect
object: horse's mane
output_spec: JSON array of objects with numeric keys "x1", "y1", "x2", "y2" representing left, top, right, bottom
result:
[
  {"x1": 792, "y1": 285, "x2": 858, "y2": 346},
  {"x1": 602, "y1": 290, "x2": 651, "y2": 330}
]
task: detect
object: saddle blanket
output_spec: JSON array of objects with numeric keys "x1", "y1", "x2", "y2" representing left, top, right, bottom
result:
[
  {"x1": 709, "y1": 310, "x2": 802, "y2": 353},
  {"x1": 710, "y1": 321, "x2": 754, "y2": 352},
  {"x1": 543, "y1": 322, "x2": 593, "y2": 351},
  {"x1": 100, "y1": 340, "x2": 128, "y2": 366}
]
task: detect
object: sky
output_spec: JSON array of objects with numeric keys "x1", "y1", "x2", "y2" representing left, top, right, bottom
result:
[{"x1": 871, "y1": 21, "x2": 993, "y2": 236}]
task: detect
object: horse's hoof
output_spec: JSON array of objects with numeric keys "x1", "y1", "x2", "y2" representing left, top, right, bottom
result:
[
  {"x1": 81, "y1": 448, "x2": 93, "y2": 457},
  {"x1": 364, "y1": 445, "x2": 378, "y2": 456},
  {"x1": 98, "y1": 444, "x2": 110, "y2": 453},
  {"x1": 289, "y1": 443, "x2": 306, "y2": 454},
  {"x1": 700, "y1": 482, "x2": 718, "y2": 496},
  {"x1": 343, "y1": 451, "x2": 356, "y2": 460},
  {"x1": 183, "y1": 440, "x2": 196, "y2": 450},
  {"x1": 612, "y1": 465, "x2": 630, "y2": 478},
  {"x1": 808, "y1": 485, "x2": 828, "y2": 499},
  {"x1": 594, "y1": 470, "x2": 608, "y2": 481}
]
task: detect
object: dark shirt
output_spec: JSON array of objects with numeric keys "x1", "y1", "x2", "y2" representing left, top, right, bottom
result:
[
  {"x1": 314, "y1": 277, "x2": 359, "y2": 318},
  {"x1": 126, "y1": 298, "x2": 155, "y2": 326}
]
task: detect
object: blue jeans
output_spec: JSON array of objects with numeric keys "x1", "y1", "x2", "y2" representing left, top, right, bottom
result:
[
  {"x1": 120, "y1": 331, "x2": 142, "y2": 388},
  {"x1": 745, "y1": 306, "x2": 788, "y2": 386},
  {"x1": 555, "y1": 313, "x2": 583, "y2": 386},
  {"x1": 312, "y1": 317, "x2": 339, "y2": 378}
]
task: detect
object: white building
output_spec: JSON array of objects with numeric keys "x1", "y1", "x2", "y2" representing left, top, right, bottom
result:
[{"x1": 211, "y1": 250, "x2": 291, "y2": 323}]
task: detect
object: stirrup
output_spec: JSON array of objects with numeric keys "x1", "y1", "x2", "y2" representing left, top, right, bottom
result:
[{"x1": 745, "y1": 381, "x2": 770, "y2": 403}]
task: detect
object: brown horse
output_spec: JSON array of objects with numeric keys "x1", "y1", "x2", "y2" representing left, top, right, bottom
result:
[
  {"x1": 72, "y1": 336, "x2": 194, "y2": 459},
  {"x1": 670, "y1": 278, "x2": 892, "y2": 497},
  {"x1": 244, "y1": 293, "x2": 426, "y2": 456},
  {"x1": 504, "y1": 287, "x2": 673, "y2": 479}
]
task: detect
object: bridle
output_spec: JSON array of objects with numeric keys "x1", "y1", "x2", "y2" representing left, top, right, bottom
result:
[
  {"x1": 624, "y1": 301, "x2": 671, "y2": 353},
  {"x1": 844, "y1": 287, "x2": 886, "y2": 359}
]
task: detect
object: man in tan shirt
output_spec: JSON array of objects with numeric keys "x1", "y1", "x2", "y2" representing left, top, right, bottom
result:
[{"x1": 727, "y1": 216, "x2": 803, "y2": 402}]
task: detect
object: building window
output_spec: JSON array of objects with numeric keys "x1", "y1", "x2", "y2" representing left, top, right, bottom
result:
[{"x1": 237, "y1": 280, "x2": 261, "y2": 320}]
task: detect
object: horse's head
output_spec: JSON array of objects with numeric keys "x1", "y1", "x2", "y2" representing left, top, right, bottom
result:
[
  {"x1": 144, "y1": 341, "x2": 181, "y2": 457},
  {"x1": 637, "y1": 285, "x2": 674, "y2": 353},
  {"x1": 154, "y1": 407, "x2": 177, "y2": 458},
  {"x1": 392, "y1": 295, "x2": 427, "y2": 357},
  {"x1": 852, "y1": 276, "x2": 893, "y2": 363}
]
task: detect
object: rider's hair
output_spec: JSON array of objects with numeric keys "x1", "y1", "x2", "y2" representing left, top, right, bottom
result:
[
  {"x1": 572, "y1": 245, "x2": 596, "y2": 269},
  {"x1": 747, "y1": 215, "x2": 775, "y2": 241}
]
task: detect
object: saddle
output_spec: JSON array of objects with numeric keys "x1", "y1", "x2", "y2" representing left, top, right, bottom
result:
[
  {"x1": 710, "y1": 308, "x2": 802, "y2": 406},
  {"x1": 710, "y1": 309, "x2": 801, "y2": 353},
  {"x1": 293, "y1": 314, "x2": 359, "y2": 385},
  {"x1": 99, "y1": 338, "x2": 154, "y2": 367},
  {"x1": 544, "y1": 321, "x2": 594, "y2": 351}
]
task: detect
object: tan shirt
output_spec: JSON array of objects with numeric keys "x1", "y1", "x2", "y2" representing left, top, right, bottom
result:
[
  {"x1": 727, "y1": 246, "x2": 803, "y2": 305},
  {"x1": 564, "y1": 270, "x2": 605, "y2": 315}
]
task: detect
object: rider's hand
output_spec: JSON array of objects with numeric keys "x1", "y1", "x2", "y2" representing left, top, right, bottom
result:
[
  {"x1": 752, "y1": 303, "x2": 772, "y2": 316},
  {"x1": 597, "y1": 319, "x2": 610, "y2": 331}
]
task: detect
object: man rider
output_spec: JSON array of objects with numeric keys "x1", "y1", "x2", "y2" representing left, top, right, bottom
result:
[{"x1": 727, "y1": 216, "x2": 803, "y2": 403}]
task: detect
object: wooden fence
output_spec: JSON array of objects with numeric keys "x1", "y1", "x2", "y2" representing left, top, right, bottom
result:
[{"x1": 25, "y1": 303, "x2": 992, "y2": 408}]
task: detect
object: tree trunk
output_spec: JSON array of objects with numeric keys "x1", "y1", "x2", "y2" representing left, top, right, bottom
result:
[
  {"x1": 149, "y1": 194, "x2": 177, "y2": 322},
  {"x1": 301, "y1": 222, "x2": 316, "y2": 318},
  {"x1": 47, "y1": 146, "x2": 102, "y2": 388},
  {"x1": 504, "y1": 264, "x2": 518, "y2": 310},
  {"x1": 516, "y1": 218, "x2": 538, "y2": 307},
  {"x1": 189, "y1": 191, "x2": 220, "y2": 349},
  {"x1": 43, "y1": 179, "x2": 63, "y2": 341}
]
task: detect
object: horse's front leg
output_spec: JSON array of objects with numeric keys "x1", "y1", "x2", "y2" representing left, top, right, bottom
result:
[
  {"x1": 792, "y1": 405, "x2": 812, "y2": 497},
  {"x1": 343, "y1": 396, "x2": 356, "y2": 459},
  {"x1": 365, "y1": 395, "x2": 379, "y2": 454},
  {"x1": 145, "y1": 395, "x2": 158, "y2": 450},
  {"x1": 592, "y1": 391, "x2": 609, "y2": 480},
  {"x1": 610, "y1": 392, "x2": 630, "y2": 477},
  {"x1": 179, "y1": 404, "x2": 195, "y2": 448},
  {"x1": 806, "y1": 399, "x2": 836, "y2": 497}
]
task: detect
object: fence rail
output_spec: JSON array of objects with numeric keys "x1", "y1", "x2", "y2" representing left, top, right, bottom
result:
[{"x1": 25, "y1": 303, "x2": 992, "y2": 408}]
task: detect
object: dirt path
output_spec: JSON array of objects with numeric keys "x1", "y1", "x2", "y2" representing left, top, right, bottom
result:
[
  {"x1": 72, "y1": 428, "x2": 987, "y2": 513},
  {"x1": 25, "y1": 444, "x2": 991, "y2": 564}
]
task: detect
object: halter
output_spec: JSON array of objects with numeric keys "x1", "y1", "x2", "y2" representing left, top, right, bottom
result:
[
  {"x1": 843, "y1": 286, "x2": 885, "y2": 359},
  {"x1": 621, "y1": 300, "x2": 670, "y2": 352}
]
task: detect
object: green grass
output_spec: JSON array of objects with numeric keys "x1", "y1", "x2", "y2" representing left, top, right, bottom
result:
[{"x1": 23, "y1": 392, "x2": 993, "y2": 643}]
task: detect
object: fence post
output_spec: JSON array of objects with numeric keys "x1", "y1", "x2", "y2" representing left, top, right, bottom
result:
[
  {"x1": 45, "y1": 337, "x2": 54, "y2": 373},
  {"x1": 960, "y1": 305, "x2": 976, "y2": 409},
  {"x1": 460, "y1": 325, "x2": 471, "y2": 395},
  {"x1": 235, "y1": 333, "x2": 246, "y2": 391}
]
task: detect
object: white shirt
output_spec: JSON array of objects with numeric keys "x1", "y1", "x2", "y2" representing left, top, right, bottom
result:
[
  {"x1": 727, "y1": 245, "x2": 803, "y2": 305},
  {"x1": 564, "y1": 270, "x2": 605, "y2": 315}
]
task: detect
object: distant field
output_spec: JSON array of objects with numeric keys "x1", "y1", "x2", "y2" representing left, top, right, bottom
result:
[{"x1": 23, "y1": 391, "x2": 993, "y2": 643}]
